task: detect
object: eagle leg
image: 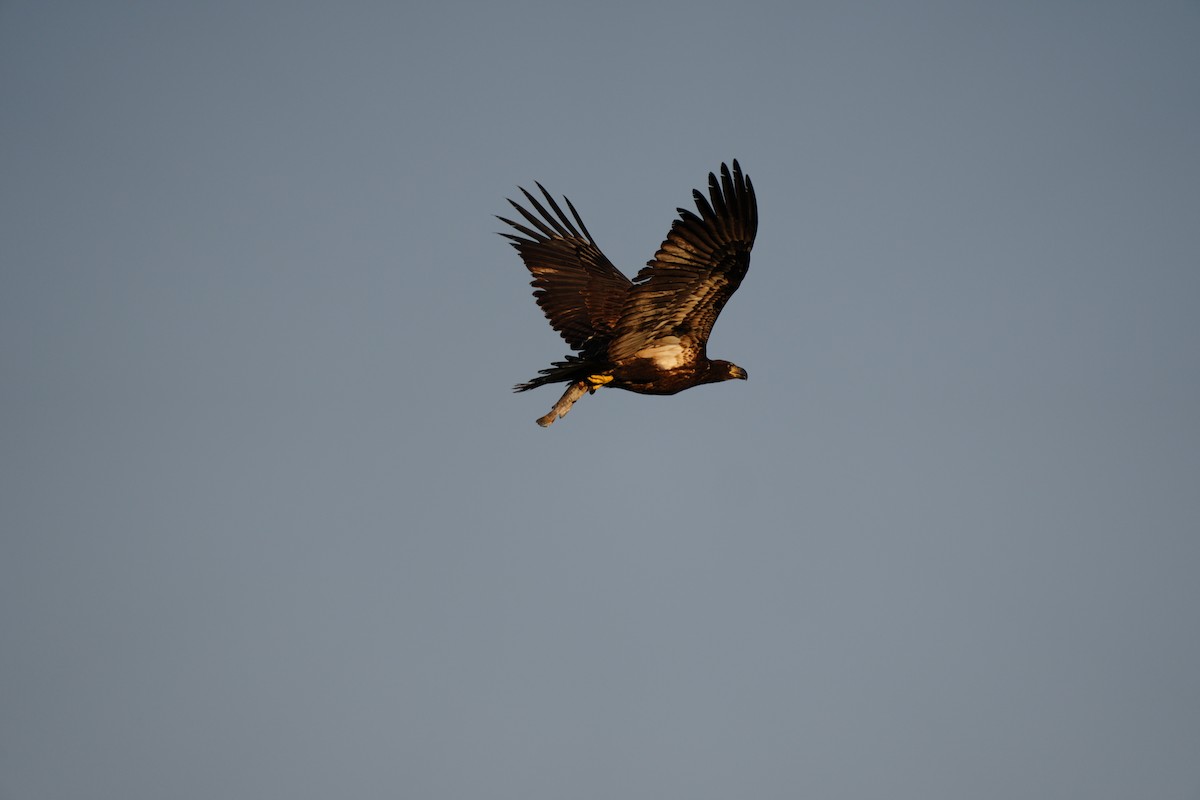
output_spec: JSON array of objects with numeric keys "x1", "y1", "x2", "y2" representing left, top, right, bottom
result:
[{"x1": 536, "y1": 380, "x2": 589, "y2": 427}]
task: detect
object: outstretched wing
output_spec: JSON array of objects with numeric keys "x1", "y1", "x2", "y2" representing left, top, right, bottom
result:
[
  {"x1": 608, "y1": 161, "x2": 757, "y2": 364},
  {"x1": 498, "y1": 184, "x2": 632, "y2": 352}
]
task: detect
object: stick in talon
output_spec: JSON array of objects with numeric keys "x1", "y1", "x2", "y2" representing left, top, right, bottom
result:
[{"x1": 536, "y1": 380, "x2": 589, "y2": 427}]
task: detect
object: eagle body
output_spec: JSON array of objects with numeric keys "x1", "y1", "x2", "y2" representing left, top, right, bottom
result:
[
  {"x1": 499, "y1": 160, "x2": 757, "y2": 426},
  {"x1": 601, "y1": 355, "x2": 747, "y2": 396}
]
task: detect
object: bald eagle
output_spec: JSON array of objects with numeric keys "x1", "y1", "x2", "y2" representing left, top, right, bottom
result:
[{"x1": 499, "y1": 160, "x2": 757, "y2": 426}]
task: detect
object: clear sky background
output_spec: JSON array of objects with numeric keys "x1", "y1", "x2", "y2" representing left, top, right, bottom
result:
[{"x1": 2, "y1": 2, "x2": 1198, "y2": 798}]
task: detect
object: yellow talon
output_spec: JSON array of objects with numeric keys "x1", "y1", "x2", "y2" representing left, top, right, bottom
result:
[{"x1": 585, "y1": 373, "x2": 614, "y2": 392}]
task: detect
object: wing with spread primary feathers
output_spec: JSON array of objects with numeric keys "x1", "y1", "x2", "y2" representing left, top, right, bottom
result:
[
  {"x1": 608, "y1": 161, "x2": 757, "y2": 364},
  {"x1": 498, "y1": 184, "x2": 632, "y2": 352}
]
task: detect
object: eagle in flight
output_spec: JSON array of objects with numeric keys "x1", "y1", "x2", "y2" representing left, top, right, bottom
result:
[{"x1": 499, "y1": 160, "x2": 757, "y2": 426}]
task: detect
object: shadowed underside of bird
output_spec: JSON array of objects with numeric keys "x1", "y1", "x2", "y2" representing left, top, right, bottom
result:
[{"x1": 498, "y1": 160, "x2": 757, "y2": 426}]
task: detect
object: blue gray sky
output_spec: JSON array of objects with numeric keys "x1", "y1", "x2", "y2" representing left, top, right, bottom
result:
[{"x1": 2, "y1": 2, "x2": 1199, "y2": 798}]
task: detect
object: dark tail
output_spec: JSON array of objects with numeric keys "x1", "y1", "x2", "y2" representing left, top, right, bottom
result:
[{"x1": 514, "y1": 354, "x2": 602, "y2": 392}]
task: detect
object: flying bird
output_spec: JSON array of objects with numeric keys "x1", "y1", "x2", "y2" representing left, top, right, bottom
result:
[{"x1": 499, "y1": 160, "x2": 757, "y2": 426}]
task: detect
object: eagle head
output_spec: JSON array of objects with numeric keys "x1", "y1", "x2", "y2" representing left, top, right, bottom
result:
[{"x1": 707, "y1": 360, "x2": 748, "y2": 383}]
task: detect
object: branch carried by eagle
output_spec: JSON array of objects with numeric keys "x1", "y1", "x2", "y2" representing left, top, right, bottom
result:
[{"x1": 499, "y1": 160, "x2": 757, "y2": 427}]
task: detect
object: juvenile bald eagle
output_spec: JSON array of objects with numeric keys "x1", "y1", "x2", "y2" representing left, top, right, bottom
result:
[{"x1": 499, "y1": 160, "x2": 757, "y2": 426}]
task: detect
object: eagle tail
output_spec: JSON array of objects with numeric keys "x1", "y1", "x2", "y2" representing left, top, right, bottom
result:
[{"x1": 513, "y1": 354, "x2": 602, "y2": 392}]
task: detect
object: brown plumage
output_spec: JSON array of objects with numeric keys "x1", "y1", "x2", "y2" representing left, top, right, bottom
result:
[{"x1": 499, "y1": 160, "x2": 757, "y2": 426}]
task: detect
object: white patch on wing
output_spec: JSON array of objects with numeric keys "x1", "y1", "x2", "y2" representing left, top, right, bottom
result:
[{"x1": 635, "y1": 337, "x2": 686, "y2": 369}]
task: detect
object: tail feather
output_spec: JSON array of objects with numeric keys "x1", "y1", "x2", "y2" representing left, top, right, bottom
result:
[{"x1": 513, "y1": 354, "x2": 603, "y2": 392}]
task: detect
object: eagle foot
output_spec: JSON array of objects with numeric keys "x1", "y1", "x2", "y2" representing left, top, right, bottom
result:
[
  {"x1": 536, "y1": 380, "x2": 590, "y2": 427},
  {"x1": 585, "y1": 373, "x2": 614, "y2": 393}
]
